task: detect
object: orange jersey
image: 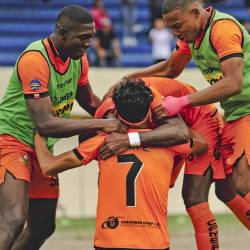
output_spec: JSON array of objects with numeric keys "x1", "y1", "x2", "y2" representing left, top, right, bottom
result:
[
  {"x1": 95, "y1": 78, "x2": 225, "y2": 180},
  {"x1": 74, "y1": 130, "x2": 190, "y2": 249},
  {"x1": 18, "y1": 35, "x2": 89, "y2": 96},
  {"x1": 144, "y1": 77, "x2": 225, "y2": 180},
  {"x1": 143, "y1": 77, "x2": 219, "y2": 128}
]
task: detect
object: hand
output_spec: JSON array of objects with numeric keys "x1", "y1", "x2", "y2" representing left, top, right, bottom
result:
[
  {"x1": 152, "y1": 105, "x2": 168, "y2": 124},
  {"x1": 99, "y1": 133, "x2": 130, "y2": 160},
  {"x1": 101, "y1": 118, "x2": 127, "y2": 134},
  {"x1": 162, "y1": 95, "x2": 190, "y2": 117},
  {"x1": 189, "y1": 129, "x2": 208, "y2": 156}
]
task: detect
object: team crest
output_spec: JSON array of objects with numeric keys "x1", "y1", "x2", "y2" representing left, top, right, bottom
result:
[{"x1": 30, "y1": 79, "x2": 41, "y2": 91}]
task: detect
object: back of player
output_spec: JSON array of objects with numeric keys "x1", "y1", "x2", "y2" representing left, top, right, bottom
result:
[
  {"x1": 94, "y1": 145, "x2": 174, "y2": 249},
  {"x1": 144, "y1": 77, "x2": 224, "y2": 180}
]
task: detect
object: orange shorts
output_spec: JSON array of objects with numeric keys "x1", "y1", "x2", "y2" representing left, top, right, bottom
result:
[
  {"x1": 0, "y1": 134, "x2": 59, "y2": 198},
  {"x1": 221, "y1": 115, "x2": 250, "y2": 175},
  {"x1": 184, "y1": 111, "x2": 225, "y2": 179}
]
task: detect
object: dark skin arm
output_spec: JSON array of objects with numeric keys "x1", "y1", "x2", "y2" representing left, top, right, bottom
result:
[
  {"x1": 99, "y1": 115, "x2": 190, "y2": 160},
  {"x1": 26, "y1": 97, "x2": 127, "y2": 138},
  {"x1": 189, "y1": 57, "x2": 243, "y2": 105},
  {"x1": 126, "y1": 50, "x2": 191, "y2": 79},
  {"x1": 102, "y1": 50, "x2": 191, "y2": 100},
  {"x1": 76, "y1": 83, "x2": 101, "y2": 116}
]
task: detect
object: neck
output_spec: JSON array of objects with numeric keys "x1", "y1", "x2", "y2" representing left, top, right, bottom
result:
[{"x1": 200, "y1": 8, "x2": 211, "y2": 30}]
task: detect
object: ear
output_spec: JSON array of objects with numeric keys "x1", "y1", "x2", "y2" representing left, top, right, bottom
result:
[
  {"x1": 58, "y1": 27, "x2": 67, "y2": 40},
  {"x1": 191, "y1": 8, "x2": 200, "y2": 19}
]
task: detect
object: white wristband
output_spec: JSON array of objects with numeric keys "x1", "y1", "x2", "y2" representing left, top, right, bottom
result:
[{"x1": 128, "y1": 132, "x2": 141, "y2": 147}]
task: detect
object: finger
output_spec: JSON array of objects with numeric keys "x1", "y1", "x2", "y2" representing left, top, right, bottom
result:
[
  {"x1": 152, "y1": 105, "x2": 162, "y2": 113},
  {"x1": 100, "y1": 150, "x2": 113, "y2": 160},
  {"x1": 99, "y1": 143, "x2": 108, "y2": 155},
  {"x1": 119, "y1": 124, "x2": 128, "y2": 133}
]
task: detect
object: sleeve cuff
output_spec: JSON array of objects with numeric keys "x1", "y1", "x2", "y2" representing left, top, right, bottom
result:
[
  {"x1": 72, "y1": 148, "x2": 83, "y2": 160},
  {"x1": 24, "y1": 91, "x2": 49, "y2": 99}
]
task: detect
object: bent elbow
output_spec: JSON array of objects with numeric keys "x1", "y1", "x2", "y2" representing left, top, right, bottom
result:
[
  {"x1": 37, "y1": 123, "x2": 50, "y2": 137},
  {"x1": 232, "y1": 85, "x2": 242, "y2": 95},
  {"x1": 227, "y1": 79, "x2": 242, "y2": 96},
  {"x1": 177, "y1": 128, "x2": 190, "y2": 144}
]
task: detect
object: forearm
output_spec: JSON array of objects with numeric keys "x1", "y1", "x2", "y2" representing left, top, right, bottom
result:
[
  {"x1": 37, "y1": 117, "x2": 105, "y2": 138},
  {"x1": 189, "y1": 77, "x2": 241, "y2": 106},
  {"x1": 139, "y1": 124, "x2": 190, "y2": 147},
  {"x1": 127, "y1": 61, "x2": 171, "y2": 78},
  {"x1": 35, "y1": 137, "x2": 56, "y2": 175},
  {"x1": 35, "y1": 134, "x2": 82, "y2": 175},
  {"x1": 80, "y1": 94, "x2": 101, "y2": 116},
  {"x1": 126, "y1": 50, "x2": 189, "y2": 79}
]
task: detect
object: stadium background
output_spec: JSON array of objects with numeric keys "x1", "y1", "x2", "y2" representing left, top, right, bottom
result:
[{"x1": 0, "y1": 0, "x2": 249, "y2": 249}]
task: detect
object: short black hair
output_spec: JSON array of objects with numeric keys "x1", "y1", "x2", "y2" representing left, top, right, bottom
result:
[
  {"x1": 112, "y1": 78, "x2": 154, "y2": 124},
  {"x1": 162, "y1": 0, "x2": 197, "y2": 14},
  {"x1": 56, "y1": 5, "x2": 93, "y2": 32}
]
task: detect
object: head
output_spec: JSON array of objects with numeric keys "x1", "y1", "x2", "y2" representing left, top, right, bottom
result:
[
  {"x1": 162, "y1": 0, "x2": 205, "y2": 42},
  {"x1": 112, "y1": 78, "x2": 154, "y2": 128},
  {"x1": 93, "y1": 0, "x2": 104, "y2": 8},
  {"x1": 154, "y1": 18, "x2": 166, "y2": 30},
  {"x1": 54, "y1": 5, "x2": 95, "y2": 60},
  {"x1": 100, "y1": 18, "x2": 113, "y2": 33}
]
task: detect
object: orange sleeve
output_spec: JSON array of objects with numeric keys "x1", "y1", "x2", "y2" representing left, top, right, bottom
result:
[
  {"x1": 77, "y1": 55, "x2": 89, "y2": 87},
  {"x1": 94, "y1": 97, "x2": 115, "y2": 118},
  {"x1": 176, "y1": 39, "x2": 191, "y2": 55},
  {"x1": 149, "y1": 86, "x2": 164, "y2": 109},
  {"x1": 17, "y1": 51, "x2": 50, "y2": 96},
  {"x1": 74, "y1": 134, "x2": 106, "y2": 164},
  {"x1": 211, "y1": 20, "x2": 243, "y2": 61}
]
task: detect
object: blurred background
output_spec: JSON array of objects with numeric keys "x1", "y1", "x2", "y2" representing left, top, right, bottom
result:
[
  {"x1": 0, "y1": 0, "x2": 250, "y2": 67},
  {"x1": 0, "y1": 0, "x2": 249, "y2": 249}
]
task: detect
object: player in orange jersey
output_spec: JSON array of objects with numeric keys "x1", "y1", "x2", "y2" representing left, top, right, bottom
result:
[
  {"x1": 95, "y1": 77, "x2": 250, "y2": 249},
  {"x1": 34, "y1": 79, "x2": 206, "y2": 250},
  {"x1": 122, "y1": 0, "x2": 250, "y2": 239}
]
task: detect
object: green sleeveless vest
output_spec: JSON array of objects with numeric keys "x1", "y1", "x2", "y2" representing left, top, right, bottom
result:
[
  {"x1": 0, "y1": 39, "x2": 82, "y2": 149},
  {"x1": 189, "y1": 9, "x2": 250, "y2": 121}
]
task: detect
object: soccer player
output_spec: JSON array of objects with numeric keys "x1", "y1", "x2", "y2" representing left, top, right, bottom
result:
[
  {"x1": 122, "y1": 0, "x2": 250, "y2": 236},
  {"x1": 95, "y1": 76, "x2": 228, "y2": 249},
  {"x1": 34, "y1": 80, "x2": 205, "y2": 250},
  {"x1": 0, "y1": 5, "x2": 129, "y2": 250}
]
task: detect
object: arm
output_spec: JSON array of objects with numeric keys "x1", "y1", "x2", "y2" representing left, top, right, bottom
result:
[
  {"x1": 162, "y1": 57, "x2": 243, "y2": 116},
  {"x1": 26, "y1": 97, "x2": 127, "y2": 137},
  {"x1": 76, "y1": 83, "x2": 101, "y2": 116},
  {"x1": 188, "y1": 128, "x2": 208, "y2": 155},
  {"x1": 188, "y1": 57, "x2": 243, "y2": 105},
  {"x1": 101, "y1": 50, "x2": 191, "y2": 100},
  {"x1": 34, "y1": 132, "x2": 82, "y2": 176},
  {"x1": 163, "y1": 20, "x2": 244, "y2": 115},
  {"x1": 126, "y1": 50, "x2": 191, "y2": 79},
  {"x1": 99, "y1": 115, "x2": 190, "y2": 160}
]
